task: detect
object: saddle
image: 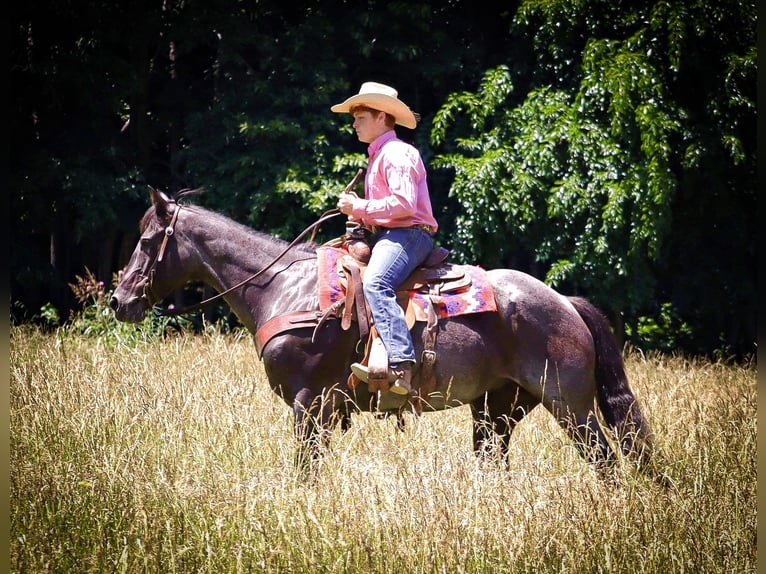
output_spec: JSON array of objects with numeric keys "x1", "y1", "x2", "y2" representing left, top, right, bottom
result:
[
  {"x1": 334, "y1": 243, "x2": 470, "y2": 410},
  {"x1": 335, "y1": 246, "x2": 469, "y2": 329},
  {"x1": 254, "y1": 236, "x2": 491, "y2": 413}
]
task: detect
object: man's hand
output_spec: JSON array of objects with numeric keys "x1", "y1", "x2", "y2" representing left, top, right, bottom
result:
[{"x1": 337, "y1": 191, "x2": 358, "y2": 215}]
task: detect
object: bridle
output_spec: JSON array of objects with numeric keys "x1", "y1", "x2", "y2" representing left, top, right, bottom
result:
[
  {"x1": 139, "y1": 202, "x2": 182, "y2": 305},
  {"x1": 140, "y1": 169, "x2": 363, "y2": 317}
]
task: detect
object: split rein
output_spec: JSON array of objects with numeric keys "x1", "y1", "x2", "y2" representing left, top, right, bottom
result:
[{"x1": 151, "y1": 169, "x2": 363, "y2": 318}]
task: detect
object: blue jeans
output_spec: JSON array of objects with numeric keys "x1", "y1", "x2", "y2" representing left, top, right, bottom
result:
[{"x1": 363, "y1": 227, "x2": 434, "y2": 367}]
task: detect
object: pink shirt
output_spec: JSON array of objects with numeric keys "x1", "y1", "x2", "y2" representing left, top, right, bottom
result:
[{"x1": 350, "y1": 130, "x2": 438, "y2": 232}]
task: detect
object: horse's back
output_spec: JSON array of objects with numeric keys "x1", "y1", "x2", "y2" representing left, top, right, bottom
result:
[{"x1": 488, "y1": 268, "x2": 581, "y2": 322}]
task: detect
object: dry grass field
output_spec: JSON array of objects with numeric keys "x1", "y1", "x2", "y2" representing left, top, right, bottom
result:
[{"x1": 10, "y1": 326, "x2": 756, "y2": 573}]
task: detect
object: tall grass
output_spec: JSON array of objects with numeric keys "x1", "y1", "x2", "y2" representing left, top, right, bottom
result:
[{"x1": 11, "y1": 326, "x2": 756, "y2": 573}]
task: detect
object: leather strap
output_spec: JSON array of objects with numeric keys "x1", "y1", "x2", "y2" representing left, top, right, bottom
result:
[
  {"x1": 255, "y1": 310, "x2": 322, "y2": 357},
  {"x1": 350, "y1": 263, "x2": 369, "y2": 340},
  {"x1": 157, "y1": 205, "x2": 181, "y2": 262},
  {"x1": 348, "y1": 324, "x2": 378, "y2": 391},
  {"x1": 414, "y1": 295, "x2": 439, "y2": 414},
  {"x1": 341, "y1": 270, "x2": 355, "y2": 330}
]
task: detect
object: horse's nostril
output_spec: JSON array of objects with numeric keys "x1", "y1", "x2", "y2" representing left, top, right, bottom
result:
[{"x1": 109, "y1": 296, "x2": 119, "y2": 310}]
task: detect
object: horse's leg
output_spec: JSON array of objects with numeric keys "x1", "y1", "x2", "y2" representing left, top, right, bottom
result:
[
  {"x1": 267, "y1": 328, "x2": 359, "y2": 474},
  {"x1": 542, "y1": 379, "x2": 617, "y2": 475},
  {"x1": 531, "y1": 356, "x2": 616, "y2": 474},
  {"x1": 339, "y1": 410, "x2": 352, "y2": 432},
  {"x1": 470, "y1": 384, "x2": 538, "y2": 464},
  {"x1": 293, "y1": 388, "x2": 322, "y2": 473},
  {"x1": 293, "y1": 385, "x2": 350, "y2": 474},
  {"x1": 556, "y1": 406, "x2": 616, "y2": 472}
]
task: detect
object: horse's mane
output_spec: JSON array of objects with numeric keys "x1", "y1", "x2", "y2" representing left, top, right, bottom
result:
[{"x1": 141, "y1": 187, "x2": 318, "y2": 254}]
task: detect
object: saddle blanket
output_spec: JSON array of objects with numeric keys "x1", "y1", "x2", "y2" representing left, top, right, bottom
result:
[{"x1": 316, "y1": 246, "x2": 497, "y2": 320}]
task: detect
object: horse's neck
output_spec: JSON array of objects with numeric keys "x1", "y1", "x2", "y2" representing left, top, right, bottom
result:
[{"x1": 188, "y1": 211, "x2": 317, "y2": 333}]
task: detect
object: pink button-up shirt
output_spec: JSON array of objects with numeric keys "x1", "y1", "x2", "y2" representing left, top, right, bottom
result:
[{"x1": 350, "y1": 130, "x2": 438, "y2": 232}]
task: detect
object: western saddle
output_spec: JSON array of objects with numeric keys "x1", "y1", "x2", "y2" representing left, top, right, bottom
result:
[{"x1": 254, "y1": 230, "x2": 473, "y2": 412}]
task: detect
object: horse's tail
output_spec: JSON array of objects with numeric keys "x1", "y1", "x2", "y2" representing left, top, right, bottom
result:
[{"x1": 567, "y1": 296, "x2": 654, "y2": 467}]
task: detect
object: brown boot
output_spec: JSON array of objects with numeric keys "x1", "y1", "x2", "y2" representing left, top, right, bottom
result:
[
  {"x1": 388, "y1": 365, "x2": 414, "y2": 396},
  {"x1": 350, "y1": 362, "x2": 370, "y2": 383}
]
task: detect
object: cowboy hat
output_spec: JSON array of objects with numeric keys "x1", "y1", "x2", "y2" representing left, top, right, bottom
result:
[{"x1": 331, "y1": 82, "x2": 418, "y2": 129}]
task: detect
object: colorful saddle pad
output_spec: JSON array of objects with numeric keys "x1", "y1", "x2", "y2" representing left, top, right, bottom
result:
[{"x1": 316, "y1": 246, "x2": 496, "y2": 320}]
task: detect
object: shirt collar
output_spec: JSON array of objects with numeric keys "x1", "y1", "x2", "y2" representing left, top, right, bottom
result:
[{"x1": 367, "y1": 129, "x2": 398, "y2": 158}]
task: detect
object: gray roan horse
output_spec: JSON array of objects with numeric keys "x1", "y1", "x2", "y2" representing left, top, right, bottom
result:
[{"x1": 111, "y1": 187, "x2": 657, "y2": 478}]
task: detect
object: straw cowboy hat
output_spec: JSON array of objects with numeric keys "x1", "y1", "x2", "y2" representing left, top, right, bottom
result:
[{"x1": 331, "y1": 82, "x2": 418, "y2": 129}]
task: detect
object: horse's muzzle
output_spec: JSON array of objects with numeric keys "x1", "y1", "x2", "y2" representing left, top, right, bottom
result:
[{"x1": 109, "y1": 295, "x2": 148, "y2": 322}]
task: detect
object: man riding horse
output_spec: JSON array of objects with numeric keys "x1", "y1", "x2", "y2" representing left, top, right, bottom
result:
[{"x1": 332, "y1": 82, "x2": 438, "y2": 398}]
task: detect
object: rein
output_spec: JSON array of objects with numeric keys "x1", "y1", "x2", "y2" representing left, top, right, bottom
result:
[
  {"x1": 154, "y1": 169, "x2": 363, "y2": 318},
  {"x1": 154, "y1": 207, "x2": 343, "y2": 317}
]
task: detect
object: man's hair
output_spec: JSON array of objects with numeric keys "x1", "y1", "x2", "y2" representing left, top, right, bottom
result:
[{"x1": 350, "y1": 105, "x2": 396, "y2": 129}]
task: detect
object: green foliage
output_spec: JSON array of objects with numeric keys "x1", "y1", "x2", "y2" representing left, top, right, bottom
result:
[
  {"x1": 65, "y1": 268, "x2": 177, "y2": 345},
  {"x1": 432, "y1": 56, "x2": 678, "y2": 314},
  {"x1": 626, "y1": 302, "x2": 694, "y2": 354},
  {"x1": 38, "y1": 302, "x2": 60, "y2": 327},
  {"x1": 430, "y1": 0, "x2": 756, "y2": 355}
]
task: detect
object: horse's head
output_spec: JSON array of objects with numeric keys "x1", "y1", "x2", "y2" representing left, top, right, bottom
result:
[{"x1": 110, "y1": 186, "x2": 199, "y2": 322}]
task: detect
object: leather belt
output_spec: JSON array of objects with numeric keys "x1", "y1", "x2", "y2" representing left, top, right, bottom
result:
[{"x1": 370, "y1": 223, "x2": 435, "y2": 236}]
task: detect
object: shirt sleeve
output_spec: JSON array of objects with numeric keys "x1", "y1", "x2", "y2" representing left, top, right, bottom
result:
[{"x1": 351, "y1": 145, "x2": 420, "y2": 223}]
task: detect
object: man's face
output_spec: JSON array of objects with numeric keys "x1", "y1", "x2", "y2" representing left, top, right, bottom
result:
[{"x1": 352, "y1": 110, "x2": 387, "y2": 143}]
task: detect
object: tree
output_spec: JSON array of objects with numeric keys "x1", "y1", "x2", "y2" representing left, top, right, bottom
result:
[{"x1": 430, "y1": 0, "x2": 756, "y2": 354}]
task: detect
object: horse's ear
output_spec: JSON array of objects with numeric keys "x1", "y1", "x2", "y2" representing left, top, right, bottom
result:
[{"x1": 148, "y1": 186, "x2": 172, "y2": 218}]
